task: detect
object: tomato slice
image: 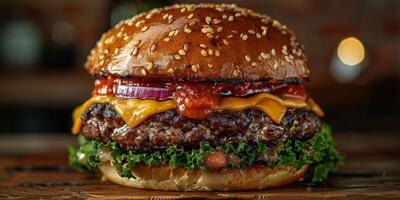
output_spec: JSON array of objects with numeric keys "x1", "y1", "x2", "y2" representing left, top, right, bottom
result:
[{"x1": 204, "y1": 151, "x2": 227, "y2": 171}]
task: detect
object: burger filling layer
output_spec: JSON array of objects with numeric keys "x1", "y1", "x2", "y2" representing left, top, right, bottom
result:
[
  {"x1": 79, "y1": 103, "x2": 321, "y2": 150},
  {"x1": 69, "y1": 123, "x2": 342, "y2": 183},
  {"x1": 69, "y1": 80, "x2": 341, "y2": 182}
]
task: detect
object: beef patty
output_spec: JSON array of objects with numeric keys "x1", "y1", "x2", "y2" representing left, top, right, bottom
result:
[{"x1": 80, "y1": 103, "x2": 321, "y2": 151}]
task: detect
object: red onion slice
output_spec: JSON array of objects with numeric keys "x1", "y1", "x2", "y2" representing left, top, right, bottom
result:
[{"x1": 114, "y1": 85, "x2": 172, "y2": 100}]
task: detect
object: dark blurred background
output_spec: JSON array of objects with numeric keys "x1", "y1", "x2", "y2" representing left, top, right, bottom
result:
[{"x1": 0, "y1": 0, "x2": 399, "y2": 134}]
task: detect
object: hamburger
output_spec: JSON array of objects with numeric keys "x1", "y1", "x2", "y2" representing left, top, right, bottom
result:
[{"x1": 68, "y1": 3, "x2": 342, "y2": 191}]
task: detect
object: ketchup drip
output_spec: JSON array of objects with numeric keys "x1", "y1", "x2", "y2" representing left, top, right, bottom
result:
[
  {"x1": 173, "y1": 83, "x2": 220, "y2": 119},
  {"x1": 93, "y1": 78, "x2": 114, "y2": 96}
]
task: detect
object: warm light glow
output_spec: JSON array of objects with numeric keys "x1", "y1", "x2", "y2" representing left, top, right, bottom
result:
[{"x1": 337, "y1": 37, "x2": 365, "y2": 66}]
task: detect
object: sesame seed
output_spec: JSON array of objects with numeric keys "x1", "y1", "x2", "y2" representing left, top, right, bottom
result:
[
  {"x1": 245, "y1": 54, "x2": 251, "y2": 62},
  {"x1": 235, "y1": 13, "x2": 241, "y2": 17},
  {"x1": 282, "y1": 46, "x2": 288, "y2": 55},
  {"x1": 123, "y1": 35, "x2": 130, "y2": 40},
  {"x1": 208, "y1": 49, "x2": 213, "y2": 56},
  {"x1": 251, "y1": 62, "x2": 257, "y2": 67},
  {"x1": 135, "y1": 21, "x2": 143, "y2": 27},
  {"x1": 205, "y1": 16, "x2": 212, "y2": 24},
  {"x1": 173, "y1": 54, "x2": 181, "y2": 60},
  {"x1": 262, "y1": 29, "x2": 267, "y2": 36},
  {"x1": 163, "y1": 37, "x2": 171, "y2": 42},
  {"x1": 199, "y1": 44, "x2": 207, "y2": 48},
  {"x1": 183, "y1": 43, "x2": 188, "y2": 51},
  {"x1": 228, "y1": 15, "x2": 234, "y2": 21},
  {"x1": 222, "y1": 14, "x2": 227, "y2": 19},
  {"x1": 162, "y1": 14, "x2": 169, "y2": 20},
  {"x1": 184, "y1": 28, "x2": 192, "y2": 33},
  {"x1": 133, "y1": 40, "x2": 141, "y2": 46},
  {"x1": 130, "y1": 47, "x2": 138, "y2": 56},
  {"x1": 208, "y1": 63, "x2": 213, "y2": 68},
  {"x1": 168, "y1": 30, "x2": 175, "y2": 37},
  {"x1": 174, "y1": 30, "x2": 179, "y2": 36},
  {"x1": 227, "y1": 34, "x2": 233, "y2": 38},
  {"x1": 167, "y1": 15, "x2": 174, "y2": 24},
  {"x1": 273, "y1": 61, "x2": 278, "y2": 70},
  {"x1": 271, "y1": 48, "x2": 276, "y2": 56},
  {"x1": 248, "y1": 29, "x2": 255, "y2": 34},
  {"x1": 201, "y1": 49, "x2": 208, "y2": 57},
  {"x1": 213, "y1": 19, "x2": 221, "y2": 24},
  {"x1": 256, "y1": 33, "x2": 261, "y2": 38},
  {"x1": 141, "y1": 69, "x2": 147, "y2": 75},
  {"x1": 189, "y1": 21, "x2": 196, "y2": 26},
  {"x1": 273, "y1": 20, "x2": 281, "y2": 28},
  {"x1": 223, "y1": 39, "x2": 229, "y2": 45},
  {"x1": 285, "y1": 56, "x2": 290, "y2": 62},
  {"x1": 203, "y1": 26, "x2": 214, "y2": 33},
  {"x1": 150, "y1": 44, "x2": 156, "y2": 52},
  {"x1": 258, "y1": 54, "x2": 262, "y2": 61},
  {"x1": 297, "y1": 49, "x2": 303, "y2": 56},
  {"x1": 261, "y1": 52, "x2": 267, "y2": 59},
  {"x1": 241, "y1": 34, "x2": 248, "y2": 40},
  {"x1": 141, "y1": 26, "x2": 149, "y2": 32},
  {"x1": 167, "y1": 68, "x2": 174, "y2": 73},
  {"x1": 215, "y1": 50, "x2": 220, "y2": 57},
  {"x1": 117, "y1": 32, "x2": 123, "y2": 38},
  {"x1": 191, "y1": 64, "x2": 199, "y2": 72},
  {"x1": 233, "y1": 69, "x2": 240, "y2": 76},
  {"x1": 180, "y1": 8, "x2": 186, "y2": 13},
  {"x1": 217, "y1": 27, "x2": 223, "y2": 32},
  {"x1": 188, "y1": 13, "x2": 194, "y2": 19},
  {"x1": 145, "y1": 62, "x2": 153, "y2": 70},
  {"x1": 178, "y1": 49, "x2": 186, "y2": 56},
  {"x1": 206, "y1": 33, "x2": 214, "y2": 38},
  {"x1": 104, "y1": 36, "x2": 114, "y2": 44},
  {"x1": 145, "y1": 13, "x2": 153, "y2": 19},
  {"x1": 262, "y1": 18, "x2": 269, "y2": 24},
  {"x1": 281, "y1": 30, "x2": 287, "y2": 35}
]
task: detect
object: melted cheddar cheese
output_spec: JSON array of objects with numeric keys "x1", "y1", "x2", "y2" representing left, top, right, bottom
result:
[
  {"x1": 71, "y1": 96, "x2": 175, "y2": 134},
  {"x1": 72, "y1": 93, "x2": 323, "y2": 134}
]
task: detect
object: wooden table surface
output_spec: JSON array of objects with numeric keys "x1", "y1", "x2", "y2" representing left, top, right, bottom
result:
[{"x1": 0, "y1": 131, "x2": 399, "y2": 199}]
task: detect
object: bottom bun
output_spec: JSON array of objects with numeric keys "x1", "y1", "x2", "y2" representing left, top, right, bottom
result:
[{"x1": 100, "y1": 163, "x2": 308, "y2": 191}]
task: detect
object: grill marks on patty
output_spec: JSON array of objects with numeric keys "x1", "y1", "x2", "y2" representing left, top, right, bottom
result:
[{"x1": 80, "y1": 103, "x2": 321, "y2": 151}]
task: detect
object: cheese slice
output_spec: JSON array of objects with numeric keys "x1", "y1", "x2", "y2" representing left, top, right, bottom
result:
[
  {"x1": 72, "y1": 93, "x2": 322, "y2": 134},
  {"x1": 71, "y1": 96, "x2": 175, "y2": 134}
]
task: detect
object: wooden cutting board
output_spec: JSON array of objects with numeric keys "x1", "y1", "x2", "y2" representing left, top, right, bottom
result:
[{"x1": 0, "y1": 131, "x2": 400, "y2": 199}]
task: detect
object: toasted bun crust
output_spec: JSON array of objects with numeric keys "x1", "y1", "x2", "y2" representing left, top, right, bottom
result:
[
  {"x1": 100, "y1": 163, "x2": 309, "y2": 191},
  {"x1": 86, "y1": 3, "x2": 309, "y2": 82}
]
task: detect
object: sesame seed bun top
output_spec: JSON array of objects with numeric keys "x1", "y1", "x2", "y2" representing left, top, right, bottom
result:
[{"x1": 85, "y1": 3, "x2": 310, "y2": 82}]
